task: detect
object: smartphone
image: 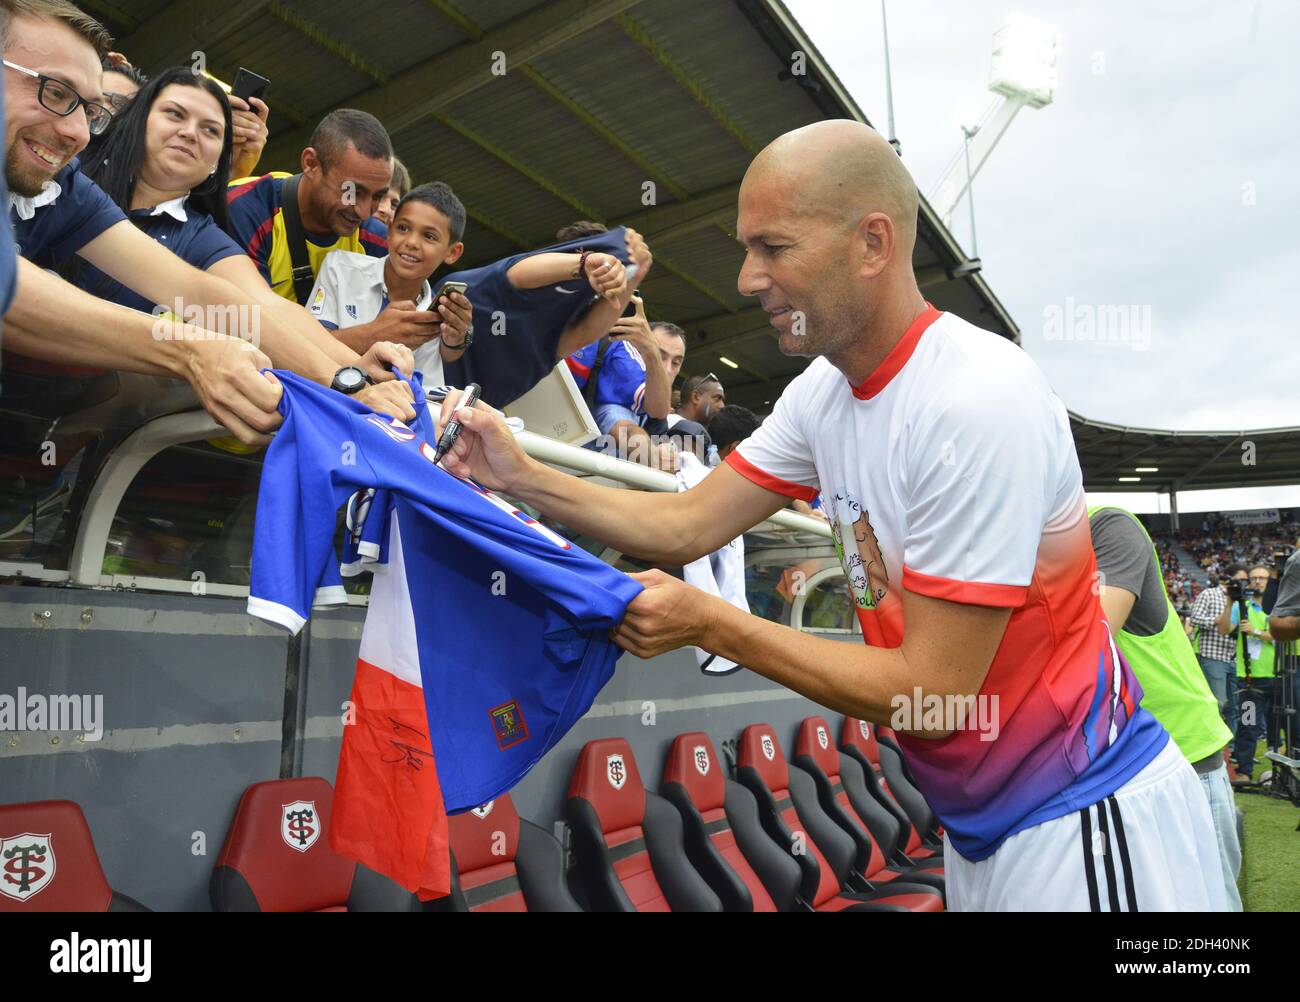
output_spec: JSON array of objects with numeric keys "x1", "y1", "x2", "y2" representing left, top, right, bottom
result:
[
  {"x1": 437, "y1": 281, "x2": 468, "y2": 305},
  {"x1": 230, "y1": 67, "x2": 271, "y2": 104},
  {"x1": 621, "y1": 292, "x2": 642, "y2": 318}
]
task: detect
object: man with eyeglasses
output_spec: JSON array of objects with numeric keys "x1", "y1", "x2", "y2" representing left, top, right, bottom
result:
[{"x1": 1, "y1": 1, "x2": 419, "y2": 442}]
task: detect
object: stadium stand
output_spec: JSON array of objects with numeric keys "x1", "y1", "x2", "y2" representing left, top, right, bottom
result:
[
  {"x1": 840, "y1": 719, "x2": 944, "y2": 861},
  {"x1": 792, "y1": 716, "x2": 945, "y2": 891},
  {"x1": 660, "y1": 731, "x2": 798, "y2": 912},
  {"x1": 734, "y1": 724, "x2": 944, "y2": 912},
  {"x1": 565, "y1": 738, "x2": 723, "y2": 912}
]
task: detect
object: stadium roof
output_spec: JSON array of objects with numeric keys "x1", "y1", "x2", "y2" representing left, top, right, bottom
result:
[
  {"x1": 1071, "y1": 413, "x2": 1300, "y2": 494},
  {"x1": 88, "y1": 0, "x2": 1018, "y2": 412}
]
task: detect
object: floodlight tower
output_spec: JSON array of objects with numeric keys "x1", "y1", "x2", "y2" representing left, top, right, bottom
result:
[{"x1": 930, "y1": 15, "x2": 1060, "y2": 227}]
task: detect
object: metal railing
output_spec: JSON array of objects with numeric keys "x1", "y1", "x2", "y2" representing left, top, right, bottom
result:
[{"x1": 43, "y1": 410, "x2": 831, "y2": 595}]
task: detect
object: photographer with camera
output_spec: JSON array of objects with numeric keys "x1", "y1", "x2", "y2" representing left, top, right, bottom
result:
[
  {"x1": 1227, "y1": 566, "x2": 1276, "y2": 782},
  {"x1": 1191, "y1": 563, "x2": 1251, "y2": 725}
]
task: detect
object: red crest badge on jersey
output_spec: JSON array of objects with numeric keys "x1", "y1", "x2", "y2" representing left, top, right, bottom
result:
[
  {"x1": 1, "y1": 832, "x2": 55, "y2": 902},
  {"x1": 606, "y1": 753, "x2": 627, "y2": 790},
  {"x1": 761, "y1": 734, "x2": 775, "y2": 761},
  {"x1": 693, "y1": 745, "x2": 710, "y2": 776},
  {"x1": 816, "y1": 725, "x2": 829, "y2": 750},
  {"x1": 470, "y1": 801, "x2": 494, "y2": 820},
  {"x1": 281, "y1": 801, "x2": 319, "y2": 853},
  {"x1": 490, "y1": 701, "x2": 529, "y2": 750}
]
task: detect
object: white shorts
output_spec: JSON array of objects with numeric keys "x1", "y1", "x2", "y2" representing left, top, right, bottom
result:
[{"x1": 943, "y1": 739, "x2": 1230, "y2": 911}]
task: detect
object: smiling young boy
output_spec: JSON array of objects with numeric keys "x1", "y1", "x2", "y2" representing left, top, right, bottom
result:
[{"x1": 308, "y1": 181, "x2": 471, "y2": 385}]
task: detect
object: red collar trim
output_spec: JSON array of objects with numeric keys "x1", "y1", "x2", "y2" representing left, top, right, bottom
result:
[{"x1": 849, "y1": 305, "x2": 942, "y2": 400}]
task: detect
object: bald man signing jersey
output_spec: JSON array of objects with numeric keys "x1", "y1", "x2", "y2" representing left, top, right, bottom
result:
[{"x1": 427, "y1": 120, "x2": 1228, "y2": 912}]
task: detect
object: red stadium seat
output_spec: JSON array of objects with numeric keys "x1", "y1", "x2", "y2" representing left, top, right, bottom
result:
[
  {"x1": 0, "y1": 800, "x2": 147, "y2": 911},
  {"x1": 840, "y1": 718, "x2": 943, "y2": 861},
  {"x1": 438, "y1": 794, "x2": 581, "y2": 912},
  {"x1": 565, "y1": 738, "x2": 722, "y2": 912},
  {"x1": 735, "y1": 724, "x2": 943, "y2": 913},
  {"x1": 792, "y1": 716, "x2": 944, "y2": 893},
  {"x1": 210, "y1": 777, "x2": 419, "y2": 912},
  {"x1": 660, "y1": 731, "x2": 802, "y2": 911}
]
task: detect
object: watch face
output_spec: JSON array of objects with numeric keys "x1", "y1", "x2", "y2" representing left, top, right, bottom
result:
[{"x1": 334, "y1": 367, "x2": 366, "y2": 392}]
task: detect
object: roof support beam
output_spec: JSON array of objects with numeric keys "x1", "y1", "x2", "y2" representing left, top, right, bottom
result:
[
  {"x1": 263, "y1": 0, "x2": 645, "y2": 167},
  {"x1": 117, "y1": 0, "x2": 271, "y2": 74}
]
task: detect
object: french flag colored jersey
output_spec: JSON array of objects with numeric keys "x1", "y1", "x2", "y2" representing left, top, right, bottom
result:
[
  {"x1": 247, "y1": 370, "x2": 642, "y2": 896},
  {"x1": 726, "y1": 307, "x2": 1168, "y2": 862},
  {"x1": 565, "y1": 338, "x2": 649, "y2": 414}
]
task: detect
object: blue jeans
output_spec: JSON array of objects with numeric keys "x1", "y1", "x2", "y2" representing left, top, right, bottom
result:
[
  {"x1": 1198, "y1": 656, "x2": 1234, "y2": 720},
  {"x1": 1197, "y1": 759, "x2": 1243, "y2": 911},
  {"x1": 1233, "y1": 678, "x2": 1274, "y2": 775}
]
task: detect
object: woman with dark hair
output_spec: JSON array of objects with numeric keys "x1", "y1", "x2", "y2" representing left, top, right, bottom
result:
[{"x1": 66, "y1": 66, "x2": 246, "y2": 310}]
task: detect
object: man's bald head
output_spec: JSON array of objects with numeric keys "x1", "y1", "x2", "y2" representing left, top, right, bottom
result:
[{"x1": 745, "y1": 120, "x2": 919, "y2": 259}]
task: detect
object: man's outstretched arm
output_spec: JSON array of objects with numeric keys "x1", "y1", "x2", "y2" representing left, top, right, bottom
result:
[
  {"x1": 434, "y1": 393, "x2": 788, "y2": 565},
  {"x1": 615, "y1": 570, "x2": 1009, "y2": 737}
]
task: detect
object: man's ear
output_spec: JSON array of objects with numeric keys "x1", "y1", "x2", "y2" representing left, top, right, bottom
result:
[
  {"x1": 855, "y1": 211, "x2": 894, "y2": 281},
  {"x1": 445, "y1": 241, "x2": 465, "y2": 265},
  {"x1": 301, "y1": 146, "x2": 321, "y2": 176}
]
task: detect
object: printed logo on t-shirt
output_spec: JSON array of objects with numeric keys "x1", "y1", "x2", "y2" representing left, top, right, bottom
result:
[
  {"x1": 829, "y1": 489, "x2": 889, "y2": 610},
  {"x1": 490, "y1": 701, "x2": 529, "y2": 750},
  {"x1": 345, "y1": 303, "x2": 357, "y2": 320},
  {"x1": 309, "y1": 286, "x2": 326, "y2": 315}
]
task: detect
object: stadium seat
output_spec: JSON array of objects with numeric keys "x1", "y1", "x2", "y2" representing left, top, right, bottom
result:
[
  {"x1": 210, "y1": 777, "x2": 420, "y2": 912},
  {"x1": 660, "y1": 731, "x2": 803, "y2": 911},
  {"x1": 792, "y1": 717, "x2": 944, "y2": 893},
  {"x1": 735, "y1": 724, "x2": 943, "y2": 912},
  {"x1": 565, "y1": 737, "x2": 722, "y2": 912},
  {"x1": 0, "y1": 800, "x2": 148, "y2": 911},
  {"x1": 433, "y1": 794, "x2": 581, "y2": 912},
  {"x1": 840, "y1": 718, "x2": 943, "y2": 861},
  {"x1": 875, "y1": 724, "x2": 944, "y2": 839}
]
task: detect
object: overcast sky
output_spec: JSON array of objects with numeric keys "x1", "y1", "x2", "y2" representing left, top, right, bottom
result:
[{"x1": 785, "y1": 0, "x2": 1299, "y2": 511}]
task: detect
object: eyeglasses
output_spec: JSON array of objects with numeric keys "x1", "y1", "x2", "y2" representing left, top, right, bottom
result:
[
  {"x1": 3, "y1": 60, "x2": 113, "y2": 135},
  {"x1": 103, "y1": 91, "x2": 134, "y2": 114},
  {"x1": 702, "y1": 372, "x2": 723, "y2": 387}
]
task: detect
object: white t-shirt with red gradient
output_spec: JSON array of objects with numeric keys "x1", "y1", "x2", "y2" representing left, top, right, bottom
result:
[{"x1": 726, "y1": 306, "x2": 1168, "y2": 861}]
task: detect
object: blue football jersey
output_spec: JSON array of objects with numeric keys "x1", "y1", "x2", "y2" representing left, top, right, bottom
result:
[
  {"x1": 439, "y1": 226, "x2": 632, "y2": 407},
  {"x1": 248, "y1": 370, "x2": 643, "y2": 810}
]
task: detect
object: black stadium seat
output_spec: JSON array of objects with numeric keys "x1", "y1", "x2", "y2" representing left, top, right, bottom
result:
[
  {"x1": 735, "y1": 724, "x2": 944, "y2": 912},
  {"x1": 875, "y1": 724, "x2": 945, "y2": 841},
  {"x1": 0, "y1": 800, "x2": 148, "y2": 911},
  {"x1": 792, "y1": 716, "x2": 945, "y2": 894},
  {"x1": 840, "y1": 718, "x2": 943, "y2": 862},
  {"x1": 660, "y1": 731, "x2": 802, "y2": 912},
  {"x1": 565, "y1": 737, "x2": 722, "y2": 912},
  {"x1": 210, "y1": 777, "x2": 419, "y2": 912},
  {"x1": 436, "y1": 794, "x2": 581, "y2": 912}
]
